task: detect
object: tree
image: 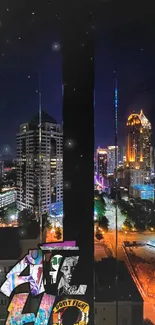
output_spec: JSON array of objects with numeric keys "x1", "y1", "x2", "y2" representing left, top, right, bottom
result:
[
  {"x1": 42, "y1": 212, "x2": 51, "y2": 230},
  {"x1": 94, "y1": 198, "x2": 105, "y2": 219},
  {"x1": 123, "y1": 218, "x2": 133, "y2": 231},
  {"x1": 5, "y1": 203, "x2": 17, "y2": 218},
  {"x1": 143, "y1": 319, "x2": 154, "y2": 325},
  {"x1": 98, "y1": 216, "x2": 109, "y2": 231},
  {"x1": 96, "y1": 231, "x2": 103, "y2": 241},
  {"x1": 18, "y1": 209, "x2": 33, "y2": 227},
  {"x1": 134, "y1": 220, "x2": 146, "y2": 232},
  {"x1": 55, "y1": 227, "x2": 62, "y2": 240}
]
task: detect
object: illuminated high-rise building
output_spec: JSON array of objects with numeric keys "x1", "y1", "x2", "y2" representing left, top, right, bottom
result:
[
  {"x1": 139, "y1": 110, "x2": 152, "y2": 180},
  {"x1": 16, "y1": 111, "x2": 63, "y2": 214},
  {"x1": 96, "y1": 148, "x2": 107, "y2": 181},
  {"x1": 126, "y1": 110, "x2": 151, "y2": 185},
  {"x1": 107, "y1": 146, "x2": 118, "y2": 176}
]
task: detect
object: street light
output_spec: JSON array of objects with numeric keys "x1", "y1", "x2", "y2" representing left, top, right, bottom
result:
[
  {"x1": 125, "y1": 231, "x2": 128, "y2": 241},
  {"x1": 10, "y1": 215, "x2": 15, "y2": 221}
]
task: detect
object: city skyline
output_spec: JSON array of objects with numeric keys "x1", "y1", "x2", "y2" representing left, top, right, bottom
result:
[
  {"x1": 1, "y1": 2, "x2": 155, "y2": 325},
  {"x1": 1, "y1": 4, "x2": 155, "y2": 154}
]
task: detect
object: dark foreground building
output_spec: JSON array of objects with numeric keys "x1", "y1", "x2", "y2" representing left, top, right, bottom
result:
[
  {"x1": 61, "y1": 2, "x2": 94, "y2": 324},
  {"x1": 95, "y1": 259, "x2": 143, "y2": 325}
]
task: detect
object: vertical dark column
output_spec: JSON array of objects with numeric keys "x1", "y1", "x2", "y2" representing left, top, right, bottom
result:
[{"x1": 61, "y1": 2, "x2": 94, "y2": 324}]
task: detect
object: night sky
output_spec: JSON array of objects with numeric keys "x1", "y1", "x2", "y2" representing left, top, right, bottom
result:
[{"x1": 0, "y1": 0, "x2": 155, "y2": 156}]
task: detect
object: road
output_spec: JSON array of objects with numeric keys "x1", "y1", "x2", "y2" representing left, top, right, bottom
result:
[
  {"x1": 104, "y1": 197, "x2": 126, "y2": 230},
  {"x1": 94, "y1": 238, "x2": 113, "y2": 260},
  {"x1": 94, "y1": 230, "x2": 155, "y2": 261},
  {"x1": 95, "y1": 233, "x2": 155, "y2": 323},
  {"x1": 124, "y1": 244, "x2": 155, "y2": 324}
]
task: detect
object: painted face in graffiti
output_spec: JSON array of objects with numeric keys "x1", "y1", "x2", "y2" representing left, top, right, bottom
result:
[{"x1": 60, "y1": 257, "x2": 78, "y2": 284}]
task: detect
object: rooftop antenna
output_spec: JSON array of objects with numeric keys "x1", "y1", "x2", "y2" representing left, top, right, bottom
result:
[
  {"x1": 38, "y1": 75, "x2": 42, "y2": 243},
  {"x1": 114, "y1": 70, "x2": 118, "y2": 325}
]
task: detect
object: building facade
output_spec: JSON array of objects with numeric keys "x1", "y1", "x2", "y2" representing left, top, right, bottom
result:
[
  {"x1": 95, "y1": 259, "x2": 143, "y2": 325},
  {"x1": 95, "y1": 301, "x2": 143, "y2": 325},
  {"x1": 107, "y1": 146, "x2": 118, "y2": 176},
  {"x1": 126, "y1": 110, "x2": 152, "y2": 185},
  {"x1": 139, "y1": 110, "x2": 152, "y2": 181},
  {"x1": 16, "y1": 111, "x2": 63, "y2": 214},
  {"x1": 129, "y1": 184, "x2": 154, "y2": 200},
  {"x1": 0, "y1": 189, "x2": 16, "y2": 209},
  {"x1": 96, "y1": 148, "x2": 107, "y2": 181}
]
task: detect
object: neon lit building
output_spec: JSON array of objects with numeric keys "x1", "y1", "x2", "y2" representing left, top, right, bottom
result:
[
  {"x1": 126, "y1": 110, "x2": 152, "y2": 185},
  {"x1": 49, "y1": 201, "x2": 63, "y2": 217},
  {"x1": 16, "y1": 111, "x2": 63, "y2": 214},
  {"x1": 139, "y1": 110, "x2": 152, "y2": 181},
  {"x1": 130, "y1": 184, "x2": 154, "y2": 200},
  {"x1": 126, "y1": 113, "x2": 143, "y2": 169}
]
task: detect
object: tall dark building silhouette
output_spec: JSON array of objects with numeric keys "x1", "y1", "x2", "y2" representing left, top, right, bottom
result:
[{"x1": 61, "y1": 2, "x2": 94, "y2": 324}]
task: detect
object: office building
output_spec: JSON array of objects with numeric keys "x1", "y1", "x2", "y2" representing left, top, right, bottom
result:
[
  {"x1": 126, "y1": 113, "x2": 143, "y2": 169},
  {"x1": 107, "y1": 146, "x2": 118, "y2": 176},
  {"x1": 139, "y1": 109, "x2": 152, "y2": 180},
  {"x1": 16, "y1": 111, "x2": 63, "y2": 215},
  {"x1": 96, "y1": 148, "x2": 107, "y2": 181},
  {"x1": 0, "y1": 189, "x2": 16, "y2": 209},
  {"x1": 118, "y1": 146, "x2": 126, "y2": 167},
  {"x1": 126, "y1": 110, "x2": 152, "y2": 185},
  {"x1": 129, "y1": 184, "x2": 154, "y2": 200}
]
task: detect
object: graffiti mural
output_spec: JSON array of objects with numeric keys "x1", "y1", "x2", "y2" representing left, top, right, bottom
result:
[{"x1": 0, "y1": 241, "x2": 90, "y2": 325}]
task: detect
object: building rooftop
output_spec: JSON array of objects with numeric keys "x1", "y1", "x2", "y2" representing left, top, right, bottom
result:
[
  {"x1": 132, "y1": 184, "x2": 154, "y2": 191},
  {"x1": 30, "y1": 110, "x2": 57, "y2": 125},
  {"x1": 0, "y1": 188, "x2": 15, "y2": 195},
  {"x1": 139, "y1": 109, "x2": 151, "y2": 129},
  {"x1": 95, "y1": 259, "x2": 143, "y2": 302}
]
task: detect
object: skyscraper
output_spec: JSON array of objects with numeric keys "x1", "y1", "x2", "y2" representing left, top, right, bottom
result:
[
  {"x1": 139, "y1": 109, "x2": 152, "y2": 180},
  {"x1": 96, "y1": 148, "x2": 107, "y2": 181},
  {"x1": 126, "y1": 110, "x2": 151, "y2": 184},
  {"x1": 107, "y1": 146, "x2": 118, "y2": 176},
  {"x1": 16, "y1": 111, "x2": 63, "y2": 215}
]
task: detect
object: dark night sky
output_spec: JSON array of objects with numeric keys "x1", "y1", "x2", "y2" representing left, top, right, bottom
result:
[
  {"x1": 95, "y1": 1, "x2": 155, "y2": 148},
  {"x1": 0, "y1": 0, "x2": 155, "y2": 156}
]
